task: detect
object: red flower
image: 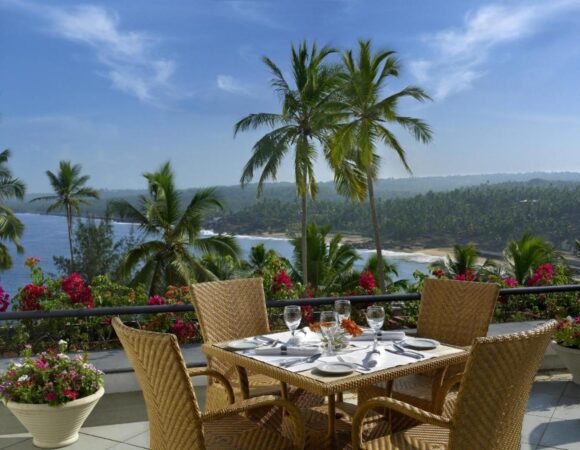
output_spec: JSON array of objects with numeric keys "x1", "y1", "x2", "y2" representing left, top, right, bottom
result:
[
  {"x1": 453, "y1": 269, "x2": 476, "y2": 282},
  {"x1": 170, "y1": 317, "x2": 198, "y2": 341},
  {"x1": 0, "y1": 286, "x2": 9, "y2": 312},
  {"x1": 272, "y1": 269, "x2": 292, "y2": 292},
  {"x1": 148, "y1": 295, "x2": 167, "y2": 306},
  {"x1": 20, "y1": 284, "x2": 49, "y2": 311},
  {"x1": 35, "y1": 360, "x2": 49, "y2": 370},
  {"x1": 301, "y1": 305, "x2": 314, "y2": 323},
  {"x1": 359, "y1": 271, "x2": 376, "y2": 294},
  {"x1": 61, "y1": 273, "x2": 94, "y2": 308},
  {"x1": 504, "y1": 277, "x2": 518, "y2": 287},
  {"x1": 63, "y1": 389, "x2": 77, "y2": 400},
  {"x1": 527, "y1": 263, "x2": 554, "y2": 286},
  {"x1": 44, "y1": 392, "x2": 57, "y2": 402},
  {"x1": 432, "y1": 268, "x2": 445, "y2": 279}
]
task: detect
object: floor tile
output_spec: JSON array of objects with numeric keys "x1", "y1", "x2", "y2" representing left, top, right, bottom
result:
[
  {"x1": 552, "y1": 396, "x2": 580, "y2": 420},
  {"x1": 0, "y1": 437, "x2": 28, "y2": 450},
  {"x1": 5, "y1": 434, "x2": 117, "y2": 450},
  {"x1": 540, "y1": 418, "x2": 580, "y2": 449},
  {"x1": 521, "y1": 442, "x2": 537, "y2": 450},
  {"x1": 107, "y1": 444, "x2": 146, "y2": 450},
  {"x1": 522, "y1": 414, "x2": 550, "y2": 445},
  {"x1": 124, "y1": 431, "x2": 148, "y2": 448},
  {"x1": 563, "y1": 383, "x2": 580, "y2": 399},
  {"x1": 81, "y1": 421, "x2": 148, "y2": 443}
]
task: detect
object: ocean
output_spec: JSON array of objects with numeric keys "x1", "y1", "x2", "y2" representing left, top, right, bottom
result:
[{"x1": 0, "y1": 214, "x2": 440, "y2": 296}]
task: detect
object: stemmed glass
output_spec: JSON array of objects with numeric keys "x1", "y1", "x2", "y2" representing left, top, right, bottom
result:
[
  {"x1": 284, "y1": 305, "x2": 302, "y2": 345},
  {"x1": 334, "y1": 299, "x2": 351, "y2": 323},
  {"x1": 366, "y1": 305, "x2": 385, "y2": 351},
  {"x1": 319, "y1": 311, "x2": 339, "y2": 356}
]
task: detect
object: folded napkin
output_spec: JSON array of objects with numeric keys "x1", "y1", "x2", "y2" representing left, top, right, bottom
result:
[
  {"x1": 362, "y1": 350, "x2": 381, "y2": 368},
  {"x1": 254, "y1": 345, "x2": 320, "y2": 357},
  {"x1": 351, "y1": 330, "x2": 406, "y2": 341}
]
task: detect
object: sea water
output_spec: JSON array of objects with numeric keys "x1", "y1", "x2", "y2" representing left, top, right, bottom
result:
[{"x1": 0, "y1": 214, "x2": 438, "y2": 296}]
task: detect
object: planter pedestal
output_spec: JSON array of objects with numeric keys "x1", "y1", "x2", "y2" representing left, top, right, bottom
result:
[
  {"x1": 6, "y1": 387, "x2": 104, "y2": 448},
  {"x1": 551, "y1": 341, "x2": 580, "y2": 385}
]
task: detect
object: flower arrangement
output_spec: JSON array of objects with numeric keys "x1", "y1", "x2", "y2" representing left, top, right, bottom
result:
[
  {"x1": 554, "y1": 316, "x2": 580, "y2": 349},
  {"x1": 309, "y1": 318, "x2": 363, "y2": 348},
  {"x1": 0, "y1": 341, "x2": 103, "y2": 406}
]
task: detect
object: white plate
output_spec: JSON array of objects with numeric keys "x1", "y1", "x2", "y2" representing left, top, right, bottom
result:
[
  {"x1": 226, "y1": 339, "x2": 259, "y2": 351},
  {"x1": 316, "y1": 362, "x2": 354, "y2": 375},
  {"x1": 402, "y1": 338, "x2": 439, "y2": 350}
]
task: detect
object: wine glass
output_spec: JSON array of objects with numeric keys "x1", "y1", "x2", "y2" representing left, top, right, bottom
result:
[
  {"x1": 334, "y1": 299, "x2": 351, "y2": 323},
  {"x1": 366, "y1": 305, "x2": 385, "y2": 351},
  {"x1": 319, "y1": 311, "x2": 339, "y2": 356},
  {"x1": 284, "y1": 305, "x2": 302, "y2": 345}
]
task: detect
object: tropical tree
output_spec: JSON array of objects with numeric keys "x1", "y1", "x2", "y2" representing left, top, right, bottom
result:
[
  {"x1": 248, "y1": 243, "x2": 282, "y2": 275},
  {"x1": 32, "y1": 161, "x2": 99, "y2": 272},
  {"x1": 0, "y1": 149, "x2": 26, "y2": 269},
  {"x1": 328, "y1": 40, "x2": 433, "y2": 292},
  {"x1": 505, "y1": 233, "x2": 555, "y2": 285},
  {"x1": 234, "y1": 41, "x2": 341, "y2": 286},
  {"x1": 363, "y1": 254, "x2": 399, "y2": 287},
  {"x1": 109, "y1": 162, "x2": 240, "y2": 295},
  {"x1": 290, "y1": 224, "x2": 359, "y2": 293}
]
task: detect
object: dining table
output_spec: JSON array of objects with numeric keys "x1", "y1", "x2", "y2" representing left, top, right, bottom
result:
[{"x1": 201, "y1": 329, "x2": 470, "y2": 449}]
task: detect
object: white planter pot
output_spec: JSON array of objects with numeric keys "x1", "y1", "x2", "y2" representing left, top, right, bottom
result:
[
  {"x1": 5, "y1": 387, "x2": 104, "y2": 448},
  {"x1": 551, "y1": 341, "x2": 580, "y2": 385}
]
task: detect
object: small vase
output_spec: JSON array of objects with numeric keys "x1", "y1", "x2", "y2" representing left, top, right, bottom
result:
[
  {"x1": 551, "y1": 341, "x2": 580, "y2": 385},
  {"x1": 6, "y1": 387, "x2": 104, "y2": 448}
]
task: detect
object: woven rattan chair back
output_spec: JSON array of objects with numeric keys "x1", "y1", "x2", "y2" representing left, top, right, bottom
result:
[
  {"x1": 417, "y1": 279, "x2": 500, "y2": 346},
  {"x1": 112, "y1": 318, "x2": 205, "y2": 450},
  {"x1": 191, "y1": 278, "x2": 269, "y2": 375},
  {"x1": 448, "y1": 320, "x2": 557, "y2": 450}
]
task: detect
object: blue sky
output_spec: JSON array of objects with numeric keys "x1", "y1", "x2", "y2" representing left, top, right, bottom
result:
[{"x1": 1, "y1": 0, "x2": 580, "y2": 193}]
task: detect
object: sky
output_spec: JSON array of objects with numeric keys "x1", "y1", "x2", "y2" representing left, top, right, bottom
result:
[{"x1": 1, "y1": 0, "x2": 580, "y2": 193}]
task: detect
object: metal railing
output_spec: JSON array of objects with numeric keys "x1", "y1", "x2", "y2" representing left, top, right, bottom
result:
[{"x1": 0, "y1": 284, "x2": 577, "y2": 321}]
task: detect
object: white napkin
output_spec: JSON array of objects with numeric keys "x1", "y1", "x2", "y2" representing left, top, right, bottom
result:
[
  {"x1": 254, "y1": 345, "x2": 320, "y2": 357},
  {"x1": 351, "y1": 330, "x2": 406, "y2": 341},
  {"x1": 363, "y1": 350, "x2": 381, "y2": 368}
]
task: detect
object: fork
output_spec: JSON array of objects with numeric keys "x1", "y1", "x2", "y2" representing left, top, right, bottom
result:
[{"x1": 337, "y1": 356, "x2": 371, "y2": 372}]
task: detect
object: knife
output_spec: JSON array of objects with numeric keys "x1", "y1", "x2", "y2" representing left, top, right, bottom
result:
[{"x1": 280, "y1": 353, "x2": 322, "y2": 368}]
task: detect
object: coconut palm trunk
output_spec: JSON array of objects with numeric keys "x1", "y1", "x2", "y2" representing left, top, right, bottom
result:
[
  {"x1": 66, "y1": 203, "x2": 74, "y2": 272},
  {"x1": 366, "y1": 168, "x2": 385, "y2": 292},
  {"x1": 300, "y1": 189, "x2": 308, "y2": 286}
]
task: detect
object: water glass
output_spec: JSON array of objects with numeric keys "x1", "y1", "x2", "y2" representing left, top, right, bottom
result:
[
  {"x1": 284, "y1": 305, "x2": 302, "y2": 342},
  {"x1": 334, "y1": 299, "x2": 351, "y2": 322},
  {"x1": 366, "y1": 305, "x2": 385, "y2": 350},
  {"x1": 319, "y1": 311, "x2": 339, "y2": 356}
]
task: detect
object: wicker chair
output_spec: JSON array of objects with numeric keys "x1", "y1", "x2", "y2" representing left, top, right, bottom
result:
[
  {"x1": 359, "y1": 279, "x2": 500, "y2": 413},
  {"x1": 190, "y1": 278, "x2": 285, "y2": 409},
  {"x1": 352, "y1": 319, "x2": 557, "y2": 450},
  {"x1": 112, "y1": 317, "x2": 305, "y2": 450}
]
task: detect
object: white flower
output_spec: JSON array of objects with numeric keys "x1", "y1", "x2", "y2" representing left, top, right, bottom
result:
[
  {"x1": 13, "y1": 363, "x2": 22, "y2": 368},
  {"x1": 57, "y1": 353, "x2": 69, "y2": 360},
  {"x1": 17, "y1": 375, "x2": 29, "y2": 382}
]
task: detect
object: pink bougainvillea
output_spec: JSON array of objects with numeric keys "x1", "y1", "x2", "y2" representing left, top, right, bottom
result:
[
  {"x1": 61, "y1": 273, "x2": 94, "y2": 308},
  {"x1": 504, "y1": 277, "x2": 518, "y2": 288},
  {"x1": 359, "y1": 271, "x2": 377, "y2": 293},
  {"x1": 20, "y1": 284, "x2": 50, "y2": 311},
  {"x1": 148, "y1": 295, "x2": 167, "y2": 306},
  {"x1": 272, "y1": 269, "x2": 292, "y2": 292},
  {"x1": 0, "y1": 286, "x2": 9, "y2": 312},
  {"x1": 452, "y1": 269, "x2": 476, "y2": 282},
  {"x1": 527, "y1": 263, "x2": 554, "y2": 286}
]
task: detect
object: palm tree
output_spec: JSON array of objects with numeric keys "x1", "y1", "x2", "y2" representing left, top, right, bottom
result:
[
  {"x1": 431, "y1": 244, "x2": 478, "y2": 277},
  {"x1": 0, "y1": 150, "x2": 26, "y2": 269},
  {"x1": 363, "y1": 254, "x2": 399, "y2": 286},
  {"x1": 32, "y1": 161, "x2": 98, "y2": 272},
  {"x1": 109, "y1": 162, "x2": 240, "y2": 295},
  {"x1": 505, "y1": 233, "x2": 555, "y2": 285},
  {"x1": 234, "y1": 41, "x2": 341, "y2": 286},
  {"x1": 290, "y1": 224, "x2": 359, "y2": 293},
  {"x1": 248, "y1": 243, "x2": 282, "y2": 275},
  {"x1": 328, "y1": 40, "x2": 433, "y2": 292}
]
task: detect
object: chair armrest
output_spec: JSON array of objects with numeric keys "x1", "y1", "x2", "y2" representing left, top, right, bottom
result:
[
  {"x1": 202, "y1": 395, "x2": 305, "y2": 450},
  {"x1": 187, "y1": 367, "x2": 235, "y2": 405},
  {"x1": 352, "y1": 396, "x2": 451, "y2": 450},
  {"x1": 432, "y1": 372, "x2": 463, "y2": 415}
]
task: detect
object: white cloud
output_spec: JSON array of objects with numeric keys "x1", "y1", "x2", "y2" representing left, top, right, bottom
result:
[
  {"x1": 413, "y1": 0, "x2": 580, "y2": 99},
  {"x1": 1, "y1": 1, "x2": 180, "y2": 107},
  {"x1": 216, "y1": 75, "x2": 252, "y2": 96}
]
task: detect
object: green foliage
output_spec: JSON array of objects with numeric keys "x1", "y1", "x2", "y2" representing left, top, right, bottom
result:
[
  {"x1": 109, "y1": 162, "x2": 240, "y2": 295},
  {"x1": 505, "y1": 233, "x2": 555, "y2": 285},
  {"x1": 53, "y1": 217, "x2": 139, "y2": 282},
  {"x1": 554, "y1": 316, "x2": 580, "y2": 349},
  {"x1": 0, "y1": 149, "x2": 26, "y2": 270},
  {"x1": 290, "y1": 224, "x2": 359, "y2": 294}
]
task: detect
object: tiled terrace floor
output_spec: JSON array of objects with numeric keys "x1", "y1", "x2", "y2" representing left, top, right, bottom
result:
[{"x1": 0, "y1": 373, "x2": 578, "y2": 449}]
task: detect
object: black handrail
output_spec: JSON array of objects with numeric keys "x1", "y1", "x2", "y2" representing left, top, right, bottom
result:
[{"x1": 0, "y1": 284, "x2": 577, "y2": 321}]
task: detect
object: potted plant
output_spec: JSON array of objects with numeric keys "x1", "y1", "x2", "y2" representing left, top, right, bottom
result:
[
  {"x1": 552, "y1": 316, "x2": 580, "y2": 385},
  {"x1": 0, "y1": 341, "x2": 104, "y2": 448}
]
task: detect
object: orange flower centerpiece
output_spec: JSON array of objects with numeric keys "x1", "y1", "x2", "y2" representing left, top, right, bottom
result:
[{"x1": 309, "y1": 318, "x2": 362, "y2": 349}]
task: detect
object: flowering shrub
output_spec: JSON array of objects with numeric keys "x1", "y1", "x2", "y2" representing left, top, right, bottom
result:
[
  {"x1": 0, "y1": 341, "x2": 103, "y2": 406},
  {"x1": 19, "y1": 284, "x2": 50, "y2": 311},
  {"x1": 148, "y1": 295, "x2": 167, "y2": 305},
  {"x1": 359, "y1": 271, "x2": 376, "y2": 294},
  {"x1": 527, "y1": 263, "x2": 554, "y2": 286},
  {"x1": 272, "y1": 269, "x2": 292, "y2": 292},
  {"x1": 452, "y1": 269, "x2": 476, "y2": 282},
  {"x1": 61, "y1": 273, "x2": 94, "y2": 308},
  {"x1": 0, "y1": 286, "x2": 10, "y2": 312},
  {"x1": 554, "y1": 316, "x2": 580, "y2": 349}
]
